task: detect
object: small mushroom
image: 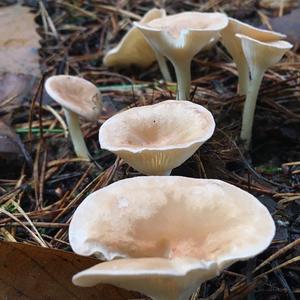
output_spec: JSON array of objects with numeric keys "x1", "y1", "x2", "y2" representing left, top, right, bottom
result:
[
  {"x1": 221, "y1": 18, "x2": 285, "y2": 95},
  {"x1": 236, "y1": 34, "x2": 292, "y2": 149},
  {"x1": 134, "y1": 12, "x2": 228, "y2": 100},
  {"x1": 98, "y1": 100, "x2": 215, "y2": 175},
  {"x1": 45, "y1": 75, "x2": 101, "y2": 160},
  {"x1": 69, "y1": 176, "x2": 275, "y2": 300},
  {"x1": 103, "y1": 8, "x2": 171, "y2": 82}
]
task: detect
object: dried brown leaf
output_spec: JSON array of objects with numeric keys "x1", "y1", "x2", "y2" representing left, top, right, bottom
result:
[
  {"x1": 0, "y1": 4, "x2": 40, "y2": 76},
  {"x1": 0, "y1": 4, "x2": 41, "y2": 104},
  {"x1": 0, "y1": 241, "x2": 140, "y2": 300},
  {"x1": 0, "y1": 117, "x2": 32, "y2": 174},
  {"x1": 0, "y1": 118, "x2": 23, "y2": 160}
]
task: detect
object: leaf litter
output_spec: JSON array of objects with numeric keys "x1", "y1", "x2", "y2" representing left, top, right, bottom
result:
[
  {"x1": 0, "y1": 4, "x2": 41, "y2": 169},
  {"x1": 0, "y1": 1, "x2": 299, "y2": 299}
]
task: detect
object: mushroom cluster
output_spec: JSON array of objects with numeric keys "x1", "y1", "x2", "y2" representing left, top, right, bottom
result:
[
  {"x1": 41, "y1": 8, "x2": 288, "y2": 299},
  {"x1": 102, "y1": 11, "x2": 291, "y2": 148}
]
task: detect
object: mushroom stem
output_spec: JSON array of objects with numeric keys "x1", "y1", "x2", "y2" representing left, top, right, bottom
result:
[
  {"x1": 64, "y1": 108, "x2": 91, "y2": 160},
  {"x1": 173, "y1": 59, "x2": 191, "y2": 100},
  {"x1": 236, "y1": 61, "x2": 249, "y2": 95},
  {"x1": 157, "y1": 169, "x2": 172, "y2": 176},
  {"x1": 240, "y1": 69, "x2": 264, "y2": 150},
  {"x1": 155, "y1": 51, "x2": 172, "y2": 82}
]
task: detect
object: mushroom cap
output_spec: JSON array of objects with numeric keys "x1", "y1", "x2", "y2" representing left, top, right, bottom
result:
[
  {"x1": 103, "y1": 8, "x2": 166, "y2": 68},
  {"x1": 221, "y1": 17, "x2": 286, "y2": 58},
  {"x1": 134, "y1": 12, "x2": 228, "y2": 62},
  {"x1": 221, "y1": 18, "x2": 288, "y2": 95},
  {"x1": 236, "y1": 34, "x2": 293, "y2": 73},
  {"x1": 221, "y1": 17, "x2": 286, "y2": 62},
  {"x1": 45, "y1": 75, "x2": 102, "y2": 121},
  {"x1": 70, "y1": 176, "x2": 275, "y2": 299},
  {"x1": 98, "y1": 100, "x2": 215, "y2": 175}
]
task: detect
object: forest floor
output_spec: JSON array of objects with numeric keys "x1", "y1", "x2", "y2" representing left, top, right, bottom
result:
[{"x1": 0, "y1": 0, "x2": 300, "y2": 299}]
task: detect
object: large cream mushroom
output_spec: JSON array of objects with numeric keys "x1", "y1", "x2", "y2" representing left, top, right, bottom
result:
[
  {"x1": 69, "y1": 176, "x2": 275, "y2": 300},
  {"x1": 134, "y1": 12, "x2": 228, "y2": 100},
  {"x1": 103, "y1": 8, "x2": 171, "y2": 82},
  {"x1": 45, "y1": 75, "x2": 102, "y2": 160},
  {"x1": 98, "y1": 100, "x2": 215, "y2": 175},
  {"x1": 221, "y1": 18, "x2": 285, "y2": 95},
  {"x1": 236, "y1": 34, "x2": 292, "y2": 149}
]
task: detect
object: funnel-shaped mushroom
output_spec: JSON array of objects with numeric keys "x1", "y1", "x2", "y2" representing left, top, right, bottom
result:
[
  {"x1": 99, "y1": 100, "x2": 215, "y2": 175},
  {"x1": 135, "y1": 12, "x2": 228, "y2": 100},
  {"x1": 45, "y1": 75, "x2": 102, "y2": 160},
  {"x1": 221, "y1": 18, "x2": 285, "y2": 95},
  {"x1": 236, "y1": 34, "x2": 292, "y2": 149},
  {"x1": 103, "y1": 8, "x2": 171, "y2": 82},
  {"x1": 69, "y1": 176, "x2": 275, "y2": 300}
]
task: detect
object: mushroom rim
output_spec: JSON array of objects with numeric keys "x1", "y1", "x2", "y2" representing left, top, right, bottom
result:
[
  {"x1": 73, "y1": 245, "x2": 275, "y2": 277},
  {"x1": 134, "y1": 16, "x2": 229, "y2": 36},
  {"x1": 227, "y1": 17, "x2": 286, "y2": 39},
  {"x1": 98, "y1": 101, "x2": 215, "y2": 153},
  {"x1": 235, "y1": 33, "x2": 293, "y2": 49},
  {"x1": 72, "y1": 244, "x2": 275, "y2": 284},
  {"x1": 72, "y1": 258, "x2": 219, "y2": 281}
]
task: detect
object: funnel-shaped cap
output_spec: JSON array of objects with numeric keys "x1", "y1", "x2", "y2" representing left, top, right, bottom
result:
[
  {"x1": 70, "y1": 176, "x2": 275, "y2": 300},
  {"x1": 236, "y1": 34, "x2": 293, "y2": 75},
  {"x1": 221, "y1": 18, "x2": 286, "y2": 95},
  {"x1": 103, "y1": 8, "x2": 166, "y2": 68},
  {"x1": 99, "y1": 100, "x2": 215, "y2": 175},
  {"x1": 135, "y1": 12, "x2": 228, "y2": 62}
]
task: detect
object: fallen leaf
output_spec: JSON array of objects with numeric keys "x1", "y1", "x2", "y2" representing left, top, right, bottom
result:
[
  {"x1": 0, "y1": 4, "x2": 40, "y2": 76},
  {"x1": 0, "y1": 118, "x2": 22, "y2": 157},
  {"x1": 0, "y1": 117, "x2": 32, "y2": 177},
  {"x1": 0, "y1": 73, "x2": 37, "y2": 106},
  {"x1": 0, "y1": 241, "x2": 140, "y2": 300},
  {"x1": 0, "y1": 4, "x2": 41, "y2": 103}
]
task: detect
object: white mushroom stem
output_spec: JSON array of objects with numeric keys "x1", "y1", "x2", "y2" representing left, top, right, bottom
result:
[
  {"x1": 63, "y1": 108, "x2": 91, "y2": 160},
  {"x1": 240, "y1": 69, "x2": 264, "y2": 149},
  {"x1": 173, "y1": 59, "x2": 191, "y2": 100},
  {"x1": 236, "y1": 61, "x2": 250, "y2": 95},
  {"x1": 159, "y1": 169, "x2": 172, "y2": 176},
  {"x1": 237, "y1": 35, "x2": 293, "y2": 150},
  {"x1": 155, "y1": 51, "x2": 172, "y2": 82}
]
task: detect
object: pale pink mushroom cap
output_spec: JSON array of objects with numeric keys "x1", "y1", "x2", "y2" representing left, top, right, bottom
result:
[
  {"x1": 98, "y1": 100, "x2": 215, "y2": 175},
  {"x1": 70, "y1": 176, "x2": 275, "y2": 300},
  {"x1": 45, "y1": 75, "x2": 102, "y2": 121},
  {"x1": 134, "y1": 12, "x2": 228, "y2": 60},
  {"x1": 134, "y1": 12, "x2": 228, "y2": 100}
]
